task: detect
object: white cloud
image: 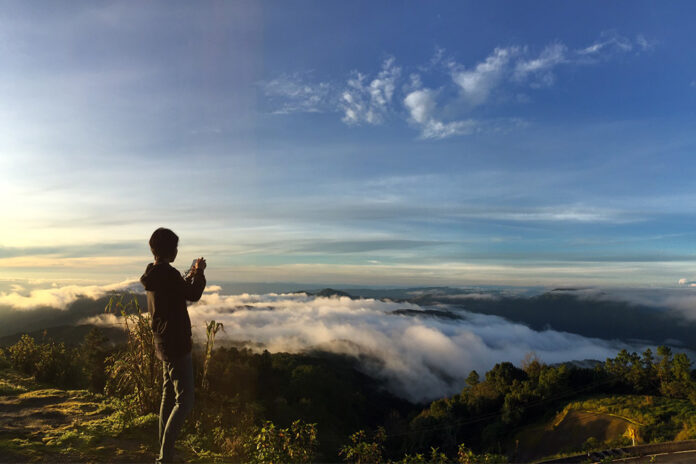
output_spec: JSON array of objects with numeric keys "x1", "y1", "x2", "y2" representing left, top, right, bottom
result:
[
  {"x1": 514, "y1": 43, "x2": 567, "y2": 86},
  {"x1": 576, "y1": 32, "x2": 634, "y2": 57},
  {"x1": 403, "y1": 88, "x2": 477, "y2": 139},
  {"x1": 559, "y1": 287, "x2": 696, "y2": 321},
  {"x1": 341, "y1": 57, "x2": 401, "y2": 125},
  {"x1": 263, "y1": 32, "x2": 651, "y2": 137},
  {"x1": 263, "y1": 73, "x2": 332, "y2": 114},
  {"x1": 86, "y1": 289, "x2": 638, "y2": 402},
  {"x1": 0, "y1": 278, "x2": 140, "y2": 310},
  {"x1": 403, "y1": 89, "x2": 435, "y2": 124},
  {"x1": 484, "y1": 206, "x2": 633, "y2": 223},
  {"x1": 635, "y1": 35, "x2": 655, "y2": 51},
  {"x1": 450, "y1": 47, "x2": 518, "y2": 106}
]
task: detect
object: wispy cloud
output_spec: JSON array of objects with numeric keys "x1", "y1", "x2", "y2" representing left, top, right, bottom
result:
[
  {"x1": 341, "y1": 57, "x2": 401, "y2": 125},
  {"x1": 513, "y1": 43, "x2": 567, "y2": 86},
  {"x1": 263, "y1": 73, "x2": 333, "y2": 114},
  {"x1": 577, "y1": 31, "x2": 634, "y2": 56},
  {"x1": 263, "y1": 31, "x2": 652, "y2": 139}
]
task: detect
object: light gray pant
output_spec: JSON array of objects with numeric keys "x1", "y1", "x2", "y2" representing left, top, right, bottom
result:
[{"x1": 157, "y1": 351, "x2": 194, "y2": 464}]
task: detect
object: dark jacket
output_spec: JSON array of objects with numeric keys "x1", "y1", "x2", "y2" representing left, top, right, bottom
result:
[{"x1": 140, "y1": 262, "x2": 206, "y2": 362}]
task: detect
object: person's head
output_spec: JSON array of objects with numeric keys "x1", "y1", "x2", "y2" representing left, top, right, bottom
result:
[{"x1": 149, "y1": 227, "x2": 178, "y2": 262}]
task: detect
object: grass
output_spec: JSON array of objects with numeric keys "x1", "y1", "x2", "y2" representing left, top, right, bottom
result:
[
  {"x1": 563, "y1": 394, "x2": 696, "y2": 442},
  {"x1": 510, "y1": 394, "x2": 696, "y2": 462},
  {"x1": 0, "y1": 367, "x2": 228, "y2": 463},
  {"x1": 0, "y1": 368, "x2": 41, "y2": 395}
]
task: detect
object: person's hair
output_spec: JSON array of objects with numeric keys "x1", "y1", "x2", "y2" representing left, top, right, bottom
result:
[{"x1": 149, "y1": 227, "x2": 179, "y2": 260}]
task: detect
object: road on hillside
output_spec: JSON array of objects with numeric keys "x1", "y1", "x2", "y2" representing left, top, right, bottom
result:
[{"x1": 618, "y1": 449, "x2": 696, "y2": 463}]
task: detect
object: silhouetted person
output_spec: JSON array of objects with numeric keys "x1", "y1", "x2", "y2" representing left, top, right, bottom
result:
[{"x1": 140, "y1": 228, "x2": 206, "y2": 464}]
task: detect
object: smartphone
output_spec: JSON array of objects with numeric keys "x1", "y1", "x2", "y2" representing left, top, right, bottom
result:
[{"x1": 185, "y1": 259, "x2": 197, "y2": 278}]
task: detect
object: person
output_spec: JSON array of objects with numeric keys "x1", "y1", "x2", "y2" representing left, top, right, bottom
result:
[{"x1": 140, "y1": 227, "x2": 206, "y2": 464}]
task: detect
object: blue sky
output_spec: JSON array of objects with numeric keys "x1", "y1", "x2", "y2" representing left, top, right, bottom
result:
[{"x1": 2, "y1": 1, "x2": 696, "y2": 287}]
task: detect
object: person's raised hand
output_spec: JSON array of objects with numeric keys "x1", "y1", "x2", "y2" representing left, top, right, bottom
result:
[{"x1": 195, "y1": 257, "x2": 207, "y2": 273}]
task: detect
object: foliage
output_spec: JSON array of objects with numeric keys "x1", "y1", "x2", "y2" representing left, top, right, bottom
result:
[
  {"x1": 340, "y1": 427, "x2": 386, "y2": 464},
  {"x1": 81, "y1": 327, "x2": 109, "y2": 393},
  {"x1": 244, "y1": 420, "x2": 318, "y2": 464},
  {"x1": 407, "y1": 345, "x2": 696, "y2": 458},
  {"x1": 7, "y1": 296, "x2": 696, "y2": 464},
  {"x1": 201, "y1": 320, "x2": 224, "y2": 393},
  {"x1": 563, "y1": 394, "x2": 696, "y2": 443},
  {"x1": 103, "y1": 295, "x2": 162, "y2": 415},
  {"x1": 393, "y1": 447, "x2": 449, "y2": 464},
  {"x1": 6, "y1": 334, "x2": 83, "y2": 388},
  {"x1": 457, "y1": 445, "x2": 508, "y2": 463}
]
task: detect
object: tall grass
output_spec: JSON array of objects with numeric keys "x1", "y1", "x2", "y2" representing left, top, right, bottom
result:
[{"x1": 103, "y1": 294, "x2": 162, "y2": 415}]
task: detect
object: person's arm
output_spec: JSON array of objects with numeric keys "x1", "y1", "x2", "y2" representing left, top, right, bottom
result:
[{"x1": 181, "y1": 257, "x2": 206, "y2": 302}]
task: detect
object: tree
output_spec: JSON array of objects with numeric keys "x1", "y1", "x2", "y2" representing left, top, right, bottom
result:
[
  {"x1": 466, "y1": 370, "x2": 480, "y2": 387},
  {"x1": 82, "y1": 327, "x2": 108, "y2": 393}
]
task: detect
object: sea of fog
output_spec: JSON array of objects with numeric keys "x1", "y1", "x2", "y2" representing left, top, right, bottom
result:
[{"x1": 4, "y1": 278, "x2": 696, "y2": 402}]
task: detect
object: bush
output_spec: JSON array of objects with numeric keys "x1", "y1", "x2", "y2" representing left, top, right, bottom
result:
[
  {"x1": 340, "y1": 427, "x2": 386, "y2": 464},
  {"x1": 7, "y1": 334, "x2": 40, "y2": 374},
  {"x1": 6, "y1": 334, "x2": 83, "y2": 388},
  {"x1": 245, "y1": 420, "x2": 318, "y2": 464}
]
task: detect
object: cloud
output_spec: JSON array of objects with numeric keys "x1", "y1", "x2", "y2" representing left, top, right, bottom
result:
[
  {"x1": 87, "y1": 289, "x2": 639, "y2": 402},
  {"x1": 450, "y1": 47, "x2": 518, "y2": 106},
  {"x1": 263, "y1": 73, "x2": 333, "y2": 114},
  {"x1": 403, "y1": 88, "x2": 477, "y2": 139},
  {"x1": 0, "y1": 278, "x2": 141, "y2": 310},
  {"x1": 557, "y1": 286, "x2": 696, "y2": 321},
  {"x1": 577, "y1": 31, "x2": 633, "y2": 56},
  {"x1": 0, "y1": 241, "x2": 143, "y2": 259},
  {"x1": 635, "y1": 35, "x2": 656, "y2": 51},
  {"x1": 447, "y1": 33, "x2": 646, "y2": 104},
  {"x1": 294, "y1": 239, "x2": 446, "y2": 254},
  {"x1": 263, "y1": 32, "x2": 651, "y2": 138},
  {"x1": 341, "y1": 57, "x2": 401, "y2": 125},
  {"x1": 514, "y1": 43, "x2": 567, "y2": 86}
]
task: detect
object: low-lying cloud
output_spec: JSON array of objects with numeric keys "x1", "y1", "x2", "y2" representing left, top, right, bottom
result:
[
  {"x1": 0, "y1": 279, "x2": 140, "y2": 310},
  {"x1": 87, "y1": 289, "x2": 635, "y2": 402},
  {"x1": 559, "y1": 286, "x2": 696, "y2": 322}
]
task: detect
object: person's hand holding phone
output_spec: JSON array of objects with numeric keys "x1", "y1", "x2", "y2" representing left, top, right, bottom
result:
[{"x1": 195, "y1": 257, "x2": 207, "y2": 273}]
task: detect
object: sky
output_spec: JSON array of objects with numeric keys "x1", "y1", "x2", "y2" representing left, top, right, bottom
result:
[{"x1": 2, "y1": 1, "x2": 696, "y2": 287}]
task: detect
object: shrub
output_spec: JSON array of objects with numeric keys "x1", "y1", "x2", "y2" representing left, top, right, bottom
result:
[
  {"x1": 340, "y1": 427, "x2": 386, "y2": 464},
  {"x1": 245, "y1": 420, "x2": 318, "y2": 464},
  {"x1": 6, "y1": 334, "x2": 82, "y2": 388}
]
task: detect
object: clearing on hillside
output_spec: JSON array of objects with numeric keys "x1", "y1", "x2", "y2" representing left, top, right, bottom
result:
[{"x1": 512, "y1": 409, "x2": 633, "y2": 461}]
